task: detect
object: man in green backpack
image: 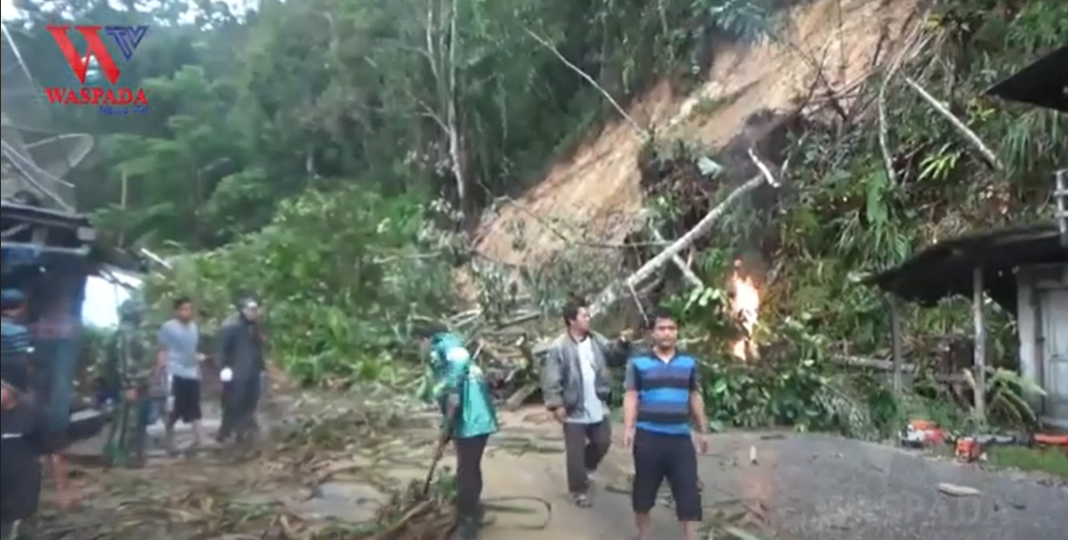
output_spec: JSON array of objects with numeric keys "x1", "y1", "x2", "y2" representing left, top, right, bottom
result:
[{"x1": 417, "y1": 323, "x2": 498, "y2": 540}]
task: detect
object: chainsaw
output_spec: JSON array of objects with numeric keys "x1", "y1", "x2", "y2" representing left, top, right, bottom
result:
[{"x1": 954, "y1": 432, "x2": 1068, "y2": 462}]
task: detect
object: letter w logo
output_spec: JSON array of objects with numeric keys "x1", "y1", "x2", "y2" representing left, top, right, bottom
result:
[{"x1": 46, "y1": 25, "x2": 148, "y2": 85}]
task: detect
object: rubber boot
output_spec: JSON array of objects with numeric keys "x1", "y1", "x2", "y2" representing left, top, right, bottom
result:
[
  {"x1": 130, "y1": 430, "x2": 147, "y2": 468},
  {"x1": 450, "y1": 513, "x2": 479, "y2": 540}
]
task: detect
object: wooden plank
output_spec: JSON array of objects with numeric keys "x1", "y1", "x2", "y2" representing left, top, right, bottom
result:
[
  {"x1": 826, "y1": 355, "x2": 966, "y2": 384},
  {"x1": 890, "y1": 296, "x2": 904, "y2": 393}
]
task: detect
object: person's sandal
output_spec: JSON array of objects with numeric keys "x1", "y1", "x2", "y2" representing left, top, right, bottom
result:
[{"x1": 571, "y1": 493, "x2": 592, "y2": 507}]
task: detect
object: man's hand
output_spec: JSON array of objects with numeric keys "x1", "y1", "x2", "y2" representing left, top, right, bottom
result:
[
  {"x1": 551, "y1": 407, "x2": 567, "y2": 423},
  {"x1": 1, "y1": 381, "x2": 15, "y2": 410},
  {"x1": 692, "y1": 432, "x2": 708, "y2": 454},
  {"x1": 622, "y1": 427, "x2": 635, "y2": 448}
]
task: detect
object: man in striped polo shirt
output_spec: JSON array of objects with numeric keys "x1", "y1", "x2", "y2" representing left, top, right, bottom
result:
[{"x1": 622, "y1": 307, "x2": 708, "y2": 540}]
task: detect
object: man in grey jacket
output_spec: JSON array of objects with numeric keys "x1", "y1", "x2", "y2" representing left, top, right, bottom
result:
[{"x1": 540, "y1": 298, "x2": 630, "y2": 507}]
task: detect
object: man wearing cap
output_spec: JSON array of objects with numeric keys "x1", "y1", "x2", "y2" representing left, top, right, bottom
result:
[
  {"x1": 102, "y1": 299, "x2": 162, "y2": 467},
  {"x1": 416, "y1": 322, "x2": 498, "y2": 540},
  {"x1": 216, "y1": 298, "x2": 265, "y2": 444},
  {"x1": 1, "y1": 290, "x2": 32, "y2": 393}
]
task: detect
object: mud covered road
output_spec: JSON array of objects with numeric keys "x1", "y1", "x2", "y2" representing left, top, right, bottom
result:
[{"x1": 57, "y1": 403, "x2": 1065, "y2": 540}]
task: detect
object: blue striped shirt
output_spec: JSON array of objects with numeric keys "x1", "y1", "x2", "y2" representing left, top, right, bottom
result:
[
  {"x1": 1, "y1": 318, "x2": 32, "y2": 390},
  {"x1": 624, "y1": 351, "x2": 697, "y2": 435}
]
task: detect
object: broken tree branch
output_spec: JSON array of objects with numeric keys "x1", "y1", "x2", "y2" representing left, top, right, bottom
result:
[
  {"x1": 878, "y1": 31, "x2": 933, "y2": 187},
  {"x1": 747, "y1": 148, "x2": 780, "y2": 187},
  {"x1": 877, "y1": 78, "x2": 897, "y2": 186},
  {"x1": 646, "y1": 227, "x2": 703, "y2": 288},
  {"x1": 627, "y1": 281, "x2": 649, "y2": 326},
  {"x1": 524, "y1": 28, "x2": 648, "y2": 137},
  {"x1": 903, "y1": 77, "x2": 1002, "y2": 170},
  {"x1": 587, "y1": 173, "x2": 771, "y2": 319}
]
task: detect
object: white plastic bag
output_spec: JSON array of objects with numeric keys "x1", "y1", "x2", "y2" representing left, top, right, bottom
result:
[{"x1": 220, "y1": 367, "x2": 233, "y2": 382}]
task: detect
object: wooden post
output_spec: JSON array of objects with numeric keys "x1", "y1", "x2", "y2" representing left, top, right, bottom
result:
[
  {"x1": 890, "y1": 295, "x2": 904, "y2": 393},
  {"x1": 972, "y1": 266, "x2": 987, "y2": 421}
]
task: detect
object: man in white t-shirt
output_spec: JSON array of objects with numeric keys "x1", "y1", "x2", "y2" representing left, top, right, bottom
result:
[{"x1": 540, "y1": 298, "x2": 631, "y2": 507}]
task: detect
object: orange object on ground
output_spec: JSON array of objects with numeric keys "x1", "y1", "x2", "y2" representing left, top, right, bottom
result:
[
  {"x1": 955, "y1": 438, "x2": 981, "y2": 461},
  {"x1": 1033, "y1": 433, "x2": 1068, "y2": 446},
  {"x1": 904, "y1": 420, "x2": 944, "y2": 446},
  {"x1": 909, "y1": 419, "x2": 936, "y2": 430}
]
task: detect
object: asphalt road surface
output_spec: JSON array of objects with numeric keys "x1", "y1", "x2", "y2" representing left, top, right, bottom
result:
[{"x1": 672, "y1": 432, "x2": 1067, "y2": 540}]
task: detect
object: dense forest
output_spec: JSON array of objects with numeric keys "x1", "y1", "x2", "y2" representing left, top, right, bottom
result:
[{"x1": 5, "y1": 0, "x2": 1067, "y2": 433}]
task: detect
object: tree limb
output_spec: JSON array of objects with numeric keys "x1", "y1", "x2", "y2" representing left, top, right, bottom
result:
[
  {"x1": 904, "y1": 76, "x2": 1002, "y2": 170},
  {"x1": 523, "y1": 28, "x2": 648, "y2": 137},
  {"x1": 587, "y1": 173, "x2": 771, "y2": 319},
  {"x1": 645, "y1": 224, "x2": 703, "y2": 288},
  {"x1": 747, "y1": 148, "x2": 779, "y2": 187}
]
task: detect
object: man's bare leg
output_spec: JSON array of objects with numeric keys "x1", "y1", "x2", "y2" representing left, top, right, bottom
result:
[
  {"x1": 191, "y1": 419, "x2": 202, "y2": 446},
  {"x1": 634, "y1": 512, "x2": 652, "y2": 539},
  {"x1": 163, "y1": 416, "x2": 178, "y2": 454},
  {"x1": 681, "y1": 520, "x2": 700, "y2": 540},
  {"x1": 46, "y1": 454, "x2": 73, "y2": 507}
]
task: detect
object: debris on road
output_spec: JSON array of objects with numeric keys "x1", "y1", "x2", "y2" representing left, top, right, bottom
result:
[
  {"x1": 937, "y1": 483, "x2": 982, "y2": 497},
  {"x1": 33, "y1": 392, "x2": 552, "y2": 540}
]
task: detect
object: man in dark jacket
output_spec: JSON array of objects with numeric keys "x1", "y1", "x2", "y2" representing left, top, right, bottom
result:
[
  {"x1": 2, "y1": 373, "x2": 46, "y2": 540},
  {"x1": 2, "y1": 289, "x2": 45, "y2": 538},
  {"x1": 540, "y1": 297, "x2": 630, "y2": 507},
  {"x1": 216, "y1": 298, "x2": 265, "y2": 444}
]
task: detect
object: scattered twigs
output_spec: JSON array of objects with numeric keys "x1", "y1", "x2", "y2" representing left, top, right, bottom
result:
[{"x1": 903, "y1": 77, "x2": 1003, "y2": 170}]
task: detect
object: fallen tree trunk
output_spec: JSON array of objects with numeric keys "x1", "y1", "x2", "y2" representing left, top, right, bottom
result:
[
  {"x1": 531, "y1": 173, "x2": 772, "y2": 355},
  {"x1": 588, "y1": 174, "x2": 769, "y2": 319}
]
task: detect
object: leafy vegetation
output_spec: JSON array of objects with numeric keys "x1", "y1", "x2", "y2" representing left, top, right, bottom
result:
[{"x1": 6, "y1": 0, "x2": 1066, "y2": 439}]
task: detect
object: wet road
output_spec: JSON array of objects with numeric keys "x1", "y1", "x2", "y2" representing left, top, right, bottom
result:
[{"x1": 596, "y1": 431, "x2": 1067, "y2": 540}]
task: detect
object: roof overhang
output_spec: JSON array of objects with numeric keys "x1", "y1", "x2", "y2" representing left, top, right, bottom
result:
[
  {"x1": 985, "y1": 45, "x2": 1067, "y2": 112},
  {"x1": 866, "y1": 223, "x2": 1068, "y2": 313}
]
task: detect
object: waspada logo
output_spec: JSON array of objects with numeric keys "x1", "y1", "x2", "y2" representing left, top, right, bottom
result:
[{"x1": 44, "y1": 24, "x2": 149, "y2": 115}]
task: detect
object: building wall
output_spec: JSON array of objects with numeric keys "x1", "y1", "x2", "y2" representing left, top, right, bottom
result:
[{"x1": 1016, "y1": 263, "x2": 1068, "y2": 429}]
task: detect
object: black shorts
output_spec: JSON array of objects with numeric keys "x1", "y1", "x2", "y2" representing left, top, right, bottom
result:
[
  {"x1": 631, "y1": 428, "x2": 702, "y2": 521},
  {"x1": 169, "y1": 377, "x2": 202, "y2": 423}
]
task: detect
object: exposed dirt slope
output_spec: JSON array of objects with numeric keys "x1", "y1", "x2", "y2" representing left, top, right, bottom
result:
[{"x1": 475, "y1": 0, "x2": 920, "y2": 267}]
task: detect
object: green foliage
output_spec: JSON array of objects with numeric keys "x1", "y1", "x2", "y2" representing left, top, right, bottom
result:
[
  {"x1": 696, "y1": 318, "x2": 896, "y2": 438},
  {"x1": 695, "y1": 0, "x2": 1067, "y2": 356},
  {"x1": 963, "y1": 367, "x2": 1046, "y2": 428},
  {"x1": 142, "y1": 185, "x2": 459, "y2": 386},
  {"x1": 8, "y1": 0, "x2": 1065, "y2": 403},
  {"x1": 986, "y1": 446, "x2": 1068, "y2": 480}
]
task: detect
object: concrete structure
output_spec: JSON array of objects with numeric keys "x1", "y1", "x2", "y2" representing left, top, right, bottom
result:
[
  {"x1": 1016, "y1": 263, "x2": 1068, "y2": 430},
  {"x1": 1057, "y1": 168, "x2": 1067, "y2": 246}
]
